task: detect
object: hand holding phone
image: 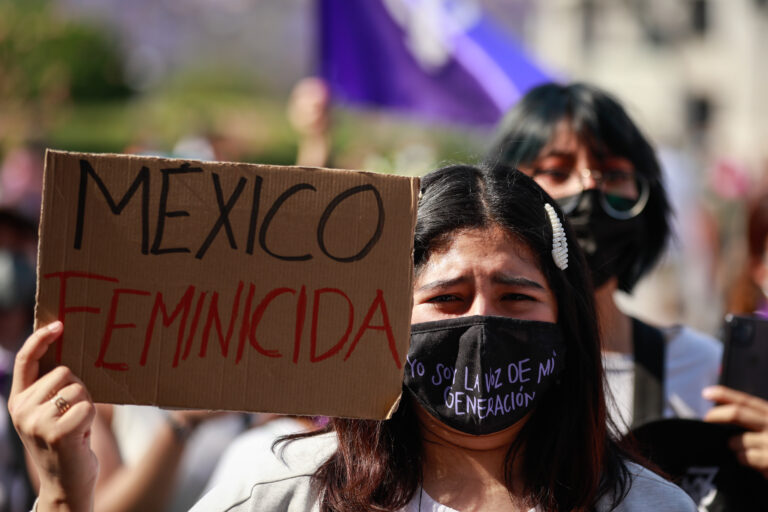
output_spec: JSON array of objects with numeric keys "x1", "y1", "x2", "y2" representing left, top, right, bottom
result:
[{"x1": 719, "y1": 314, "x2": 768, "y2": 401}]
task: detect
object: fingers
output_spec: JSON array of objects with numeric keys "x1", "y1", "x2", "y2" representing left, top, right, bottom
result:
[
  {"x1": 729, "y1": 432, "x2": 768, "y2": 479},
  {"x1": 9, "y1": 354, "x2": 95, "y2": 452},
  {"x1": 703, "y1": 386, "x2": 768, "y2": 432},
  {"x1": 13, "y1": 378, "x2": 95, "y2": 453},
  {"x1": 9, "y1": 364, "x2": 78, "y2": 420},
  {"x1": 54, "y1": 395, "x2": 97, "y2": 445},
  {"x1": 706, "y1": 387, "x2": 768, "y2": 478},
  {"x1": 27, "y1": 366, "x2": 87, "y2": 409},
  {"x1": 11, "y1": 321, "x2": 63, "y2": 396},
  {"x1": 703, "y1": 385, "x2": 768, "y2": 413},
  {"x1": 43, "y1": 381, "x2": 92, "y2": 424},
  {"x1": 705, "y1": 403, "x2": 767, "y2": 431},
  {"x1": 730, "y1": 431, "x2": 768, "y2": 451}
]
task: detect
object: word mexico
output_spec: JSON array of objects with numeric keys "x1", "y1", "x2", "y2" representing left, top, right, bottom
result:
[{"x1": 36, "y1": 150, "x2": 420, "y2": 419}]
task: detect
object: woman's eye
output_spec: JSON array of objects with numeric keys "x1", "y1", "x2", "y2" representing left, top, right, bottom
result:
[
  {"x1": 427, "y1": 294, "x2": 459, "y2": 303},
  {"x1": 503, "y1": 293, "x2": 534, "y2": 302},
  {"x1": 533, "y1": 169, "x2": 571, "y2": 184},
  {"x1": 602, "y1": 169, "x2": 634, "y2": 184}
]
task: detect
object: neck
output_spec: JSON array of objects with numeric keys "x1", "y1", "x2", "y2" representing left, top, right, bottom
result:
[
  {"x1": 415, "y1": 403, "x2": 532, "y2": 511},
  {"x1": 594, "y1": 278, "x2": 632, "y2": 354}
]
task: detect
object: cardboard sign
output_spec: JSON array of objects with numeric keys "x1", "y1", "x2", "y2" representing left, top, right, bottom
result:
[{"x1": 36, "y1": 150, "x2": 420, "y2": 419}]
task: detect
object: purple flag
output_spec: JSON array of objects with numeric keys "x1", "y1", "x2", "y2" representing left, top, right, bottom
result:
[{"x1": 318, "y1": 0, "x2": 553, "y2": 125}]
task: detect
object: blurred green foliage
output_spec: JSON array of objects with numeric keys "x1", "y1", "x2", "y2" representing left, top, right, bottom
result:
[
  {"x1": 0, "y1": 0, "x2": 130, "y2": 101},
  {"x1": 0, "y1": 0, "x2": 131, "y2": 152},
  {"x1": 0, "y1": 0, "x2": 486, "y2": 171}
]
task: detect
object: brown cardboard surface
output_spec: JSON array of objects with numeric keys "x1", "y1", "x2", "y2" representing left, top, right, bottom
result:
[{"x1": 36, "y1": 150, "x2": 419, "y2": 419}]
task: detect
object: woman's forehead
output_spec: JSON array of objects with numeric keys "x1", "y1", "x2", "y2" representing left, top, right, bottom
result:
[
  {"x1": 417, "y1": 226, "x2": 543, "y2": 279},
  {"x1": 539, "y1": 120, "x2": 610, "y2": 158}
]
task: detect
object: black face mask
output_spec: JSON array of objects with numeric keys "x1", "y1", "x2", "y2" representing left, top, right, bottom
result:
[
  {"x1": 404, "y1": 316, "x2": 566, "y2": 436},
  {"x1": 560, "y1": 189, "x2": 646, "y2": 289}
]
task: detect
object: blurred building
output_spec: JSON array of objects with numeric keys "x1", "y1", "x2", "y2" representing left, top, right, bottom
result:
[
  {"x1": 59, "y1": 0, "x2": 313, "y2": 91},
  {"x1": 526, "y1": 0, "x2": 768, "y2": 181},
  {"x1": 56, "y1": 0, "x2": 768, "y2": 178},
  {"x1": 517, "y1": 0, "x2": 768, "y2": 332}
]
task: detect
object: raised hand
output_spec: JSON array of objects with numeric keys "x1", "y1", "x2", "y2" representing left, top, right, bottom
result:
[{"x1": 8, "y1": 322, "x2": 98, "y2": 512}]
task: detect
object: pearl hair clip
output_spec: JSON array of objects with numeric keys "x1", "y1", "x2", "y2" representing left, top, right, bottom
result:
[{"x1": 544, "y1": 203, "x2": 568, "y2": 270}]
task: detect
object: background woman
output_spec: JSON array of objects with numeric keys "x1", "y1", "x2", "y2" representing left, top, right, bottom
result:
[{"x1": 487, "y1": 82, "x2": 722, "y2": 431}]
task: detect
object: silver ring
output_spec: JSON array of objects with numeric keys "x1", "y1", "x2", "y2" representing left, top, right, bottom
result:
[{"x1": 52, "y1": 395, "x2": 70, "y2": 415}]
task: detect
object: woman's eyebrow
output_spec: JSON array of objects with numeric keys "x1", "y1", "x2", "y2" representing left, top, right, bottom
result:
[
  {"x1": 492, "y1": 273, "x2": 544, "y2": 290},
  {"x1": 600, "y1": 155, "x2": 634, "y2": 167},
  {"x1": 415, "y1": 276, "x2": 469, "y2": 293},
  {"x1": 537, "y1": 149, "x2": 574, "y2": 159}
]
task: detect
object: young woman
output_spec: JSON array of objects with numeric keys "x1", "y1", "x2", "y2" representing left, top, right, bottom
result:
[
  {"x1": 487, "y1": 83, "x2": 722, "y2": 431},
  {"x1": 10, "y1": 164, "x2": 694, "y2": 511}
]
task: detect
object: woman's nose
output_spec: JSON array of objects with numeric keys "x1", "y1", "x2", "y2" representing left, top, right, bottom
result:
[
  {"x1": 579, "y1": 168, "x2": 600, "y2": 190},
  {"x1": 468, "y1": 295, "x2": 501, "y2": 317}
]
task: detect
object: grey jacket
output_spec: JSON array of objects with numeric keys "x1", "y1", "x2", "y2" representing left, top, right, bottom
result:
[{"x1": 190, "y1": 434, "x2": 696, "y2": 512}]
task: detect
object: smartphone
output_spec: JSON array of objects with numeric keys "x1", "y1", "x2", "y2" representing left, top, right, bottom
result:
[{"x1": 720, "y1": 314, "x2": 768, "y2": 401}]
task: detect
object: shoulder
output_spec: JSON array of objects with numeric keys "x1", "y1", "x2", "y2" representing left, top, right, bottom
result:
[
  {"x1": 191, "y1": 433, "x2": 337, "y2": 512},
  {"x1": 663, "y1": 325, "x2": 722, "y2": 368},
  {"x1": 205, "y1": 417, "x2": 311, "y2": 491},
  {"x1": 663, "y1": 325, "x2": 721, "y2": 352},
  {"x1": 192, "y1": 473, "x2": 319, "y2": 512},
  {"x1": 598, "y1": 461, "x2": 696, "y2": 512}
]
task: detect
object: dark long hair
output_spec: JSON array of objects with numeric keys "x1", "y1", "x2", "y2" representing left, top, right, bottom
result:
[
  {"x1": 286, "y1": 163, "x2": 631, "y2": 512},
  {"x1": 487, "y1": 82, "x2": 671, "y2": 293}
]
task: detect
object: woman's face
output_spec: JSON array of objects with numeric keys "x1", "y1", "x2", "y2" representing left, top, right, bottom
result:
[
  {"x1": 518, "y1": 121, "x2": 639, "y2": 203},
  {"x1": 412, "y1": 226, "x2": 557, "y2": 328},
  {"x1": 410, "y1": 225, "x2": 557, "y2": 447}
]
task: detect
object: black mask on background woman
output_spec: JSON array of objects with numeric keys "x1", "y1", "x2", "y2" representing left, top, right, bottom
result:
[{"x1": 561, "y1": 190, "x2": 647, "y2": 289}]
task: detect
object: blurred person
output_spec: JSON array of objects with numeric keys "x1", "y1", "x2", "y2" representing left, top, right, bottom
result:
[
  {"x1": 10, "y1": 163, "x2": 696, "y2": 511},
  {"x1": 82, "y1": 403, "x2": 248, "y2": 512},
  {"x1": 287, "y1": 77, "x2": 332, "y2": 168},
  {"x1": 487, "y1": 82, "x2": 722, "y2": 432},
  {"x1": 726, "y1": 188, "x2": 768, "y2": 315},
  {"x1": 617, "y1": 148, "x2": 723, "y2": 336},
  {"x1": 172, "y1": 135, "x2": 217, "y2": 162},
  {"x1": 0, "y1": 210, "x2": 37, "y2": 273},
  {"x1": 702, "y1": 187, "x2": 768, "y2": 483},
  {"x1": 0, "y1": 145, "x2": 44, "y2": 225},
  {"x1": 203, "y1": 415, "x2": 317, "y2": 492},
  {"x1": 0, "y1": 208, "x2": 38, "y2": 512}
]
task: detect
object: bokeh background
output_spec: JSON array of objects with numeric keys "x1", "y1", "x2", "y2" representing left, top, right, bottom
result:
[{"x1": 2, "y1": 0, "x2": 768, "y2": 335}]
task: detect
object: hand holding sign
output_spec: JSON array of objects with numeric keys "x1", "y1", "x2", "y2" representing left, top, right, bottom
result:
[{"x1": 8, "y1": 321, "x2": 98, "y2": 512}]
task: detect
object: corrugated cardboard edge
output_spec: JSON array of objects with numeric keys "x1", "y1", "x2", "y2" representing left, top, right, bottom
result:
[
  {"x1": 383, "y1": 175, "x2": 421, "y2": 420},
  {"x1": 43, "y1": 149, "x2": 402, "y2": 182},
  {"x1": 33, "y1": 150, "x2": 55, "y2": 332}
]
